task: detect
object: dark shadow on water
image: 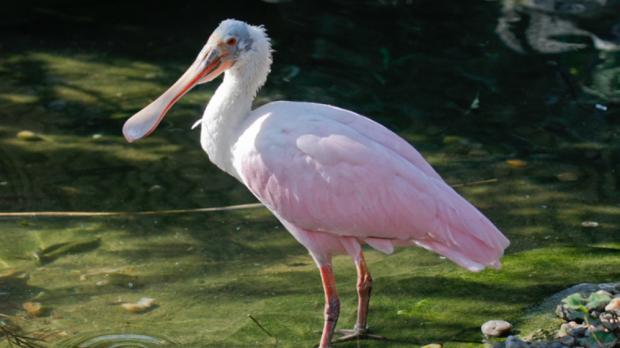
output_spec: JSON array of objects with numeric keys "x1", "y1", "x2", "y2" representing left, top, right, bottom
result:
[{"x1": 0, "y1": 272, "x2": 44, "y2": 315}]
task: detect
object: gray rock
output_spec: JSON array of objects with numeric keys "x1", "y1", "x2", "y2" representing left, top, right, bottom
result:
[
  {"x1": 563, "y1": 321, "x2": 587, "y2": 337},
  {"x1": 600, "y1": 312, "x2": 619, "y2": 331},
  {"x1": 556, "y1": 304, "x2": 584, "y2": 322},
  {"x1": 506, "y1": 336, "x2": 530, "y2": 348},
  {"x1": 594, "y1": 290, "x2": 612, "y2": 298},
  {"x1": 482, "y1": 320, "x2": 513, "y2": 337},
  {"x1": 559, "y1": 335, "x2": 576, "y2": 346},
  {"x1": 598, "y1": 283, "x2": 620, "y2": 294}
]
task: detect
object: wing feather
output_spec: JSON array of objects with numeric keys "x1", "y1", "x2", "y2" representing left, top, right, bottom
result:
[{"x1": 233, "y1": 101, "x2": 509, "y2": 270}]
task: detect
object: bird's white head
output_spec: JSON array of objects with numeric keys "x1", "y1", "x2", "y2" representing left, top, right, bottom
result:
[{"x1": 122, "y1": 19, "x2": 272, "y2": 143}]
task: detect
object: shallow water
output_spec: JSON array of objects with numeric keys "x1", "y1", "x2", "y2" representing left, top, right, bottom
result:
[{"x1": 0, "y1": 1, "x2": 619, "y2": 347}]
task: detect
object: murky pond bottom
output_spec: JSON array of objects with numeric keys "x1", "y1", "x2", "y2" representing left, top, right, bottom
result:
[{"x1": 1, "y1": 188, "x2": 619, "y2": 347}]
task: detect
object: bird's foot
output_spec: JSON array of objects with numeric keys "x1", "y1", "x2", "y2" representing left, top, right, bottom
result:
[{"x1": 332, "y1": 327, "x2": 386, "y2": 343}]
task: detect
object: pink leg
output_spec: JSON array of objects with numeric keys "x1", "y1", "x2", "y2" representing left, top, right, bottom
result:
[
  {"x1": 354, "y1": 253, "x2": 372, "y2": 331},
  {"x1": 318, "y1": 264, "x2": 340, "y2": 348},
  {"x1": 334, "y1": 252, "x2": 385, "y2": 342}
]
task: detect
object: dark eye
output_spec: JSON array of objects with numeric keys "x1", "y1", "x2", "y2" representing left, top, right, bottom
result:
[{"x1": 226, "y1": 37, "x2": 237, "y2": 46}]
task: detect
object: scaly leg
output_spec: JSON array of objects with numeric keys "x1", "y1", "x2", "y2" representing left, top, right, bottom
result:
[
  {"x1": 333, "y1": 252, "x2": 385, "y2": 342},
  {"x1": 318, "y1": 264, "x2": 340, "y2": 348}
]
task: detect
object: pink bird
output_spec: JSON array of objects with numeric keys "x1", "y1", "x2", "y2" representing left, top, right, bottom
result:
[{"x1": 123, "y1": 19, "x2": 510, "y2": 348}]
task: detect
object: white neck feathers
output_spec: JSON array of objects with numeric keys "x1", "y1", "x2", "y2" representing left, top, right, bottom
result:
[{"x1": 199, "y1": 24, "x2": 272, "y2": 176}]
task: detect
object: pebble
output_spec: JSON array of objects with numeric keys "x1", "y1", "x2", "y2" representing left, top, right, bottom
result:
[
  {"x1": 565, "y1": 321, "x2": 587, "y2": 337},
  {"x1": 605, "y1": 298, "x2": 620, "y2": 312},
  {"x1": 599, "y1": 283, "x2": 620, "y2": 294},
  {"x1": 22, "y1": 301, "x2": 44, "y2": 317},
  {"x1": 580, "y1": 221, "x2": 599, "y2": 228},
  {"x1": 505, "y1": 336, "x2": 529, "y2": 348},
  {"x1": 121, "y1": 297, "x2": 156, "y2": 313},
  {"x1": 481, "y1": 319, "x2": 513, "y2": 337},
  {"x1": 548, "y1": 342, "x2": 569, "y2": 348},
  {"x1": 506, "y1": 159, "x2": 528, "y2": 169},
  {"x1": 600, "y1": 312, "x2": 620, "y2": 331},
  {"x1": 16, "y1": 130, "x2": 43, "y2": 141},
  {"x1": 595, "y1": 103, "x2": 608, "y2": 112},
  {"x1": 558, "y1": 335, "x2": 575, "y2": 346},
  {"x1": 556, "y1": 172, "x2": 579, "y2": 182},
  {"x1": 148, "y1": 185, "x2": 163, "y2": 192}
]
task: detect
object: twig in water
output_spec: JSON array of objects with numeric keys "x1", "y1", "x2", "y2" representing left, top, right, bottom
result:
[
  {"x1": 248, "y1": 314, "x2": 278, "y2": 346},
  {"x1": 0, "y1": 202, "x2": 264, "y2": 218},
  {"x1": 0, "y1": 318, "x2": 45, "y2": 348},
  {"x1": 450, "y1": 178, "x2": 498, "y2": 188}
]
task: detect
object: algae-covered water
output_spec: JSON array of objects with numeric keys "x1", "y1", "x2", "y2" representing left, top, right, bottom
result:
[{"x1": 1, "y1": 1, "x2": 619, "y2": 347}]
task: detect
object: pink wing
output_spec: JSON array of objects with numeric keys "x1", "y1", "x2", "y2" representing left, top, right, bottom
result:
[{"x1": 234, "y1": 101, "x2": 509, "y2": 271}]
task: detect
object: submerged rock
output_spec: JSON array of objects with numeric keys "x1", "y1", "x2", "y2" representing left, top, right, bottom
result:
[
  {"x1": 505, "y1": 159, "x2": 528, "y2": 169},
  {"x1": 558, "y1": 334, "x2": 575, "y2": 346},
  {"x1": 556, "y1": 172, "x2": 579, "y2": 182},
  {"x1": 22, "y1": 301, "x2": 43, "y2": 317},
  {"x1": 16, "y1": 130, "x2": 43, "y2": 141},
  {"x1": 559, "y1": 321, "x2": 587, "y2": 337},
  {"x1": 121, "y1": 297, "x2": 156, "y2": 313},
  {"x1": 482, "y1": 320, "x2": 513, "y2": 337},
  {"x1": 580, "y1": 221, "x2": 600, "y2": 228}
]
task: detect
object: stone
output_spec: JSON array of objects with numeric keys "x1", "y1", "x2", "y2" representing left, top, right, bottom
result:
[
  {"x1": 605, "y1": 297, "x2": 620, "y2": 312},
  {"x1": 505, "y1": 336, "x2": 530, "y2": 348},
  {"x1": 482, "y1": 320, "x2": 513, "y2": 337},
  {"x1": 598, "y1": 283, "x2": 620, "y2": 294},
  {"x1": 600, "y1": 312, "x2": 619, "y2": 331},
  {"x1": 565, "y1": 322, "x2": 587, "y2": 337},
  {"x1": 558, "y1": 323, "x2": 571, "y2": 337},
  {"x1": 506, "y1": 159, "x2": 528, "y2": 168},
  {"x1": 16, "y1": 130, "x2": 43, "y2": 141},
  {"x1": 558, "y1": 335, "x2": 575, "y2": 346},
  {"x1": 594, "y1": 290, "x2": 612, "y2": 298},
  {"x1": 580, "y1": 221, "x2": 599, "y2": 228},
  {"x1": 421, "y1": 344, "x2": 442, "y2": 348},
  {"x1": 121, "y1": 297, "x2": 156, "y2": 313},
  {"x1": 22, "y1": 301, "x2": 44, "y2": 317},
  {"x1": 556, "y1": 172, "x2": 579, "y2": 182}
]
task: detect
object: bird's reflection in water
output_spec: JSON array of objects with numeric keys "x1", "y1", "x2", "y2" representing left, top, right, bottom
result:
[
  {"x1": 497, "y1": 0, "x2": 620, "y2": 53},
  {"x1": 497, "y1": 0, "x2": 620, "y2": 104}
]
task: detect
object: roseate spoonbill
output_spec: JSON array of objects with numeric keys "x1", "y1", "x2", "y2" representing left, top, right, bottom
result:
[{"x1": 123, "y1": 19, "x2": 510, "y2": 348}]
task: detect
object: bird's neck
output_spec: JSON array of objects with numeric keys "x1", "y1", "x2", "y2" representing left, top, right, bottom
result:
[{"x1": 200, "y1": 61, "x2": 268, "y2": 176}]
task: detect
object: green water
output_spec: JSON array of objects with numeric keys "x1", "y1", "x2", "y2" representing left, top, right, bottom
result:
[{"x1": 1, "y1": 1, "x2": 619, "y2": 347}]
